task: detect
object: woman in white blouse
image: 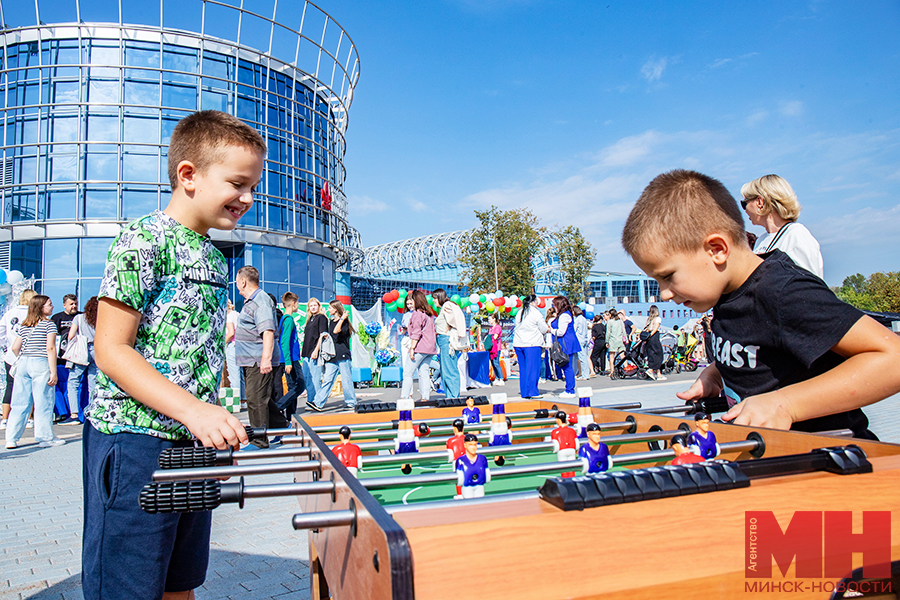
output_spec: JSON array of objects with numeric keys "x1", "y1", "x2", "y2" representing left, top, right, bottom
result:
[
  {"x1": 512, "y1": 295, "x2": 549, "y2": 399},
  {"x1": 740, "y1": 174, "x2": 824, "y2": 279}
]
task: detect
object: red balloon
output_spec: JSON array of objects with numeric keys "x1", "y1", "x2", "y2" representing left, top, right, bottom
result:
[
  {"x1": 492, "y1": 297, "x2": 504, "y2": 306},
  {"x1": 537, "y1": 297, "x2": 546, "y2": 308},
  {"x1": 516, "y1": 298, "x2": 522, "y2": 307},
  {"x1": 382, "y1": 292, "x2": 392, "y2": 303},
  {"x1": 388, "y1": 290, "x2": 400, "y2": 303}
]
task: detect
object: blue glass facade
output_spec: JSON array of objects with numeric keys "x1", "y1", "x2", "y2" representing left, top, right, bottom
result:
[{"x1": 0, "y1": 1, "x2": 359, "y2": 304}]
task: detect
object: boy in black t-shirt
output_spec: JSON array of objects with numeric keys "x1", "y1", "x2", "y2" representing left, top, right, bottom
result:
[{"x1": 621, "y1": 170, "x2": 900, "y2": 438}]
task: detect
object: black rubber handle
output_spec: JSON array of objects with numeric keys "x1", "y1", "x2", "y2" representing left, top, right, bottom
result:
[
  {"x1": 139, "y1": 479, "x2": 245, "y2": 513},
  {"x1": 245, "y1": 426, "x2": 268, "y2": 441},
  {"x1": 158, "y1": 447, "x2": 232, "y2": 469}
]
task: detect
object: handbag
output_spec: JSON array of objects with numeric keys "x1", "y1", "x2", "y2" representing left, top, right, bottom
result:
[
  {"x1": 483, "y1": 334, "x2": 493, "y2": 352},
  {"x1": 62, "y1": 334, "x2": 90, "y2": 365},
  {"x1": 550, "y1": 337, "x2": 569, "y2": 367},
  {"x1": 639, "y1": 330, "x2": 650, "y2": 341},
  {"x1": 10, "y1": 325, "x2": 40, "y2": 378},
  {"x1": 319, "y1": 332, "x2": 336, "y2": 363}
]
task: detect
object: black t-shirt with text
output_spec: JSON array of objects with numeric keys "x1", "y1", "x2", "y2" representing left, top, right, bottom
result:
[
  {"x1": 711, "y1": 250, "x2": 870, "y2": 437},
  {"x1": 51, "y1": 311, "x2": 80, "y2": 358}
]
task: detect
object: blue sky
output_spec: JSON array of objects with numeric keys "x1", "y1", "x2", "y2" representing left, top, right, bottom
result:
[
  {"x1": 329, "y1": 0, "x2": 900, "y2": 285},
  {"x1": 5, "y1": 0, "x2": 898, "y2": 286}
]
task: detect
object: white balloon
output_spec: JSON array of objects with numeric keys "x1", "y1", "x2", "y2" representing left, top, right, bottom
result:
[{"x1": 6, "y1": 270, "x2": 23, "y2": 285}]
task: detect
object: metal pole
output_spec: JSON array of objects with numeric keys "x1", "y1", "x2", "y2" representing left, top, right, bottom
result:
[{"x1": 152, "y1": 460, "x2": 322, "y2": 482}]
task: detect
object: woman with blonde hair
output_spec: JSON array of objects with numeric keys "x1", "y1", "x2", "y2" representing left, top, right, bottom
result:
[
  {"x1": 642, "y1": 305, "x2": 665, "y2": 381},
  {"x1": 740, "y1": 174, "x2": 823, "y2": 279},
  {"x1": 301, "y1": 297, "x2": 328, "y2": 412},
  {"x1": 5, "y1": 295, "x2": 62, "y2": 449}
]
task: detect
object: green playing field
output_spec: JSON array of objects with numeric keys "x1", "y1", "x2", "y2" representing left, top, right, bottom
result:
[{"x1": 359, "y1": 450, "x2": 628, "y2": 506}]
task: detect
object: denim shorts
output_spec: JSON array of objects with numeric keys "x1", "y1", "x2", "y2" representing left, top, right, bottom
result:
[{"x1": 82, "y1": 422, "x2": 212, "y2": 599}]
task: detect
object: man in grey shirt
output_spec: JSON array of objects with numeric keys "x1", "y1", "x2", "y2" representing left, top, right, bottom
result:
[{"x1": 234, "y1": 266, "x2": 288, "y2": 448}]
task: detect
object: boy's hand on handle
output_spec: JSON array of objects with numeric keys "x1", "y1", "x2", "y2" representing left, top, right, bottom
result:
[
  {"x1": 675, "y1": 366, "x2": 723, "y2": 402},
  {"x1": 183, "y1": 402, "x2": 249, "y2": 449},
  {"x1": 722, "y1": 391, "x2": 794, "y2": 430}
]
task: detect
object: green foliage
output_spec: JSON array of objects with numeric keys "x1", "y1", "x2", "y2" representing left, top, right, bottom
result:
[
  {"x1": 833, "y1": 271, "x2": 900, "y2": 313},
  {"x1": 459, "y1": 206, "x2": 544, "y2": 296},
  {"x1": 555, "y1": 225, "x2": 596, "y2": 303}
]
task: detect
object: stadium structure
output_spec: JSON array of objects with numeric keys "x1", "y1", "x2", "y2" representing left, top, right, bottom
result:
[{"x1": 0, "y1": 0, "x2": 360, "y2": 304}]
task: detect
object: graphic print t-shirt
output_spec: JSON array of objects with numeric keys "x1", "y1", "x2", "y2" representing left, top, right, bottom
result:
[
  {"x1": 711, "y1": 250, "x2": 867, "y2": 437},
  {"x1": 88, "y1": 210, "x2": 228, "y2": 440}
]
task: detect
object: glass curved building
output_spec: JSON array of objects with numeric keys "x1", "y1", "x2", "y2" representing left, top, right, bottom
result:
[{"x1": 0, "y1": 0, "x2": 360, "y2": 303}]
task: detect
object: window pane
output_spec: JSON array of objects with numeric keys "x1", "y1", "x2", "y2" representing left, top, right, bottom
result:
[
  {"x1": 262, "y1": 245, "x2": 288, "y2": 283},
  {"x1": 122, "y1": 189, "x2": 158, "y2": 219},
  {"x1": 51, "y1": 154, "x2": 77, "y2": 182},
  {"x1": 48, "y1": 189, "x2": 77, "y2": 220},
  {"x1": 85, "y1": 152, "x2": 118, "y2": 181},
  {"x1": 79, "y1": 278, "x2": 102, "y2": 300},
  {"x1": 309, "y1": 253, "x2": 323, "y2": 288},
  {"x1": 289, "y1": 250, "x2": 308, "y2": 286},
  {"x1": 10, "y1": 240, "x2": 43, "y2": 280},
  {"x1": 162, "y1": 83, "x2": 197, "y2": 110},
  {"x1": 87, "y1": 115, "x2": 118, "y2": 143},
  {"x1": 41, "y1": 279, "x2": 78, "y2": 305},
  {"x1": 43, "y1": 239, "x2": 79, "y2": 279},
  {"x1": 81, "y1": 238, "x2": 114, "y2": 278},
  {"x1": 122, "y1": 151, "x2": 158, "y2": 183},
  {"x1": 123, "y1": 116, "x2": 160, "y2": 144},
  {"x1": 88, "y1": 79, "x2": 120, "y2": 103},
  {"x1": 124, "y1": 81, "x2": 160, "y2": 108},
  {"x1": 84, "y1": 188, "x2": 118, "y2": 219}
]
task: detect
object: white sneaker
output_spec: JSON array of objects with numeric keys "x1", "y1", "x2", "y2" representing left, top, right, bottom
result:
[
  {"x1": 38, "y1": 438, "x2": 66, "y2": 448},
  {"x1": 558, "y1": 392, "x2": 576, "y2": 399},
  {"x1": 26, "y1": 419, "x2": 34, "y2": 428},
  {"x1": 0, "y1": 419, "x2": 6, "y2": 430},
  {"x1": 5, "y1": 440, "x2": 16, "y2": 449},
  {"x1": 492, "y1": 380, "x2": 505, "y2": 386},
  {"x1": 656, "y1": 375, "x2": 667, "y2": 381}
]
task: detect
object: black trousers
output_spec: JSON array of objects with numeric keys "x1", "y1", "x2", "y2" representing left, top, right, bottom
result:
[{"x1": 590, "y1": 342, "x2": 607, "y2": 373}]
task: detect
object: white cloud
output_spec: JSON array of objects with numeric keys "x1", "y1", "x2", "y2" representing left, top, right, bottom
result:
[
  {"x1": 597, "y1": 130, "x2": 661, "y2": 167},
  {"x1": 351, "y1": 195, "x2": 388, "y2": 216},
  {"x1": 710, "y1": 58, "x2": 732, "y2": 69},
  {"x1": 746, "y1": 109, "x2": 769, "y2": 126},
  {"x1": 640, "y1": 56, "x2": 668, "y2": 82},
  {"x1": 779, "y1": 100, "x2": 804, "y2": 116},
  {"x1": 409, "y1": 200, "x2": 429, "y2": 213},
  {"x1": 813, "y1": 203, "x2": 900, "y2": 248}
]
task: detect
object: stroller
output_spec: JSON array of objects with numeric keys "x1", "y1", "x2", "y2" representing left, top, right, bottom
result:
[{"x1": 610, "y1": 339, "x2": 650, "y2": 380}]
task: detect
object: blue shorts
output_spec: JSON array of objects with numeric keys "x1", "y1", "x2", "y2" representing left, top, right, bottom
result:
[
  {"x1": 82, "y1": 422, "x2": 212, "y2": 600},
  {"x1": 397, "y1": 441, "x2": 418, "y2": 454},
  {"x1": 490, "y1": 434, "x2": 510, "y2": 446}
]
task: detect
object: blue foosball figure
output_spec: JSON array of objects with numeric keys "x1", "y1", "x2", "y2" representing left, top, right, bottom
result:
[
  {"x1": 577, "y1": 423, "x2": 611, "y2": 474},
  {"x1": 456, "y1": 433, "x2": 491, "y2": 499}
]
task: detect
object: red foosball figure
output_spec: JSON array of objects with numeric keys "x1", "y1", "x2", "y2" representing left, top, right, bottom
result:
[
  {"x1": 446, "y1": 419, "x2": 466, "y2": 463},
  {"x1": 670, "y1": 434, "x2": 704, "y2": 465},
  {"x1": 333, "y1": 426, "x2": 362, "y2": 476},
  {"x1": 549, "y1": 411, "x2": 578, "y2": 478}
]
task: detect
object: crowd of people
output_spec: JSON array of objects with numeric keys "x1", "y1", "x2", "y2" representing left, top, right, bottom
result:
[{"x1": 2, "y1": 290, "x2": 99, "y2": 449}]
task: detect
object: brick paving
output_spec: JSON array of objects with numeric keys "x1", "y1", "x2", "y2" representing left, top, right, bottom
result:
[{"x1": 2, "y1": 366, "x2": 898, "y2": 599}]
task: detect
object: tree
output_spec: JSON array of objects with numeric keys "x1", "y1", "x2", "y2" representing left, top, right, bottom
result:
[
  {"x1": 459, "y1": 206, "x2": 544, "y2": 296},
  {"x1": 833, "y1": 271, "x2": 900, "y2": 313},
  {"x1": 554, "y1": 225, "x2": 595, "y2": 303}
]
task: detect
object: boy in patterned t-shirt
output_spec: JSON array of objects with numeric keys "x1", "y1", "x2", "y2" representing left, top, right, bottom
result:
[{"x1": 82, "y1": 111, "x2": 265, "y2": 600}]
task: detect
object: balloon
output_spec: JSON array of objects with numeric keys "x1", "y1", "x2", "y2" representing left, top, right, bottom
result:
[
  {"x1": 382, "y1": 292, "x2": 392, "y2": 303},
  {"x1": 510, "y1": 307, "x2": 519, "y2": 317},
  {"x1": 515, "y1": 297, "x2": 522, "y2": 307},
  {"x1": 537, "y1": 297, "x2": 546, "y2": 308},
  {"x1": 390, "y1": 290, "x2": 401, "y2": 303},
  {"x1": 585, "y1": 310, "x2": 594, "y2": 320},
  {"x1": 492, "y1": 297, "x2": 504, "y2": 306},
  {"x1": 7, "y1": 270, "x2": 22, "y2": 285},
  {"x1": 0, "y1": 270, "x2": 6, "y2": 285},
  {"x1": 479, "y1": 294, "x2": 486, "y2": 303},
  {"x1": 451, "y1": 294, "x2": 460, "y2": 304},
  {"x1": 0, "y1": 282, "x2": 10, "y2": 295},
  {"x1": 495, "y1": 289, "x2": 503, "y2": 297},
  {"x1": 469, "y1": 293, "x2": 479, "y2": 304}
]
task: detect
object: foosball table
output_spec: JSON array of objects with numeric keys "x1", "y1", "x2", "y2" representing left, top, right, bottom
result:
[{"x1": 141, "y1": 394, "x2": 900, "y2": 599}]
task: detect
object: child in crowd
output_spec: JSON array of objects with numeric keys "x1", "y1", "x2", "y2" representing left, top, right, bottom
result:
[
  {"x1": 82, "y1": 111, "x2": 263, "y2": 600},
  {"x1": 622, "y1": 170, "x2": 900, "y2": 438}
]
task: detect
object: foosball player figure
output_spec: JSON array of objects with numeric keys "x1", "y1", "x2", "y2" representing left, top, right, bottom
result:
[
  {"x1": 578, "y1": 423, "x2": 611, "y2": 474},
  {"x1": 396, "y1": 397, "x2": 419, "y2": 474},
  {"x1": 687, "y1": 412, "x2": 720, "y2": 460},
  {"x1": 446, "y1": 419, "x2": 467, "y2": 463},
  {"x1": 550, "y1": 411, "x2": 578, "y2": 478},
  {"x1": 456, "y1": 433, "x2": 491, "y2": 499},
  {"x1": 575, "y1": 386, "x2": 595, "y2": 438},
  {"x1": 669, "y1": 434, "x2": 704, "y2": 465},
  {"x1": 333, "y1": 426, "x2": 362, "y2": 476},
  {"x1": 462, "y1": 396, "x2": 482, "y2": 424},
  {"x1": 489, "y1": 393, "x2": 512, "y2": 465}
]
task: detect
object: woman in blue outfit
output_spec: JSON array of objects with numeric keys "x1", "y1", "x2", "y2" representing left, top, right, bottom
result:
[
  {"x1": 312, "y1": 300, "x2": 357, "y2": 411},
  {"x1": 547, "y1": 295, "x2": 582, "y2": 399},
  {"x1": 513, "y1": 294, "x2": 548, "y2": 399}
]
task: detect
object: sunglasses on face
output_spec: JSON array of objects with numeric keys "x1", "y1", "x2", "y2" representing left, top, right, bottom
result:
[{"x1": 741, "y1": 197, "x2": 757, "y2": 210}]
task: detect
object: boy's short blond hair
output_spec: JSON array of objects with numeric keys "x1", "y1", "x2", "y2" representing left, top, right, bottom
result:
[
  {"x1": 168, "y1": 110, "x2": 267, "y2": 189},
  {"x1": 740, "y1": 174, "x2": 801, "y2": 222},
  {"x1": 622, "y1": 169, "x2": 748, "y2": 258}
]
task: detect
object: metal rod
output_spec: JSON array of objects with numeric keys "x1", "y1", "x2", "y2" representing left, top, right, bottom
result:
[
  {"x1": 610, "y1": 439, "x2": 759, "y2": 466},
  {"x1": 819, "y1": 429, "x2": 853, "y2": 437},
  {"x1": 637, "y1": 405, "x2": 693, "y2": 415},
  {"x1": 243, "y1": 481, "x2": 335, "y2": 499},
  {"x1": 310, "y1": 401, "x2": 643, "y2": 434},
  {"x1": 317, "y1": 418, "x2": 559, "y2": 442},
  {"x1": 361, "y1": 441, "x2": 555, "y2": 467},
  {"x1": 152, "y1": 460, "x2": 321, "y2": 482},
  {"x1": 233, "y1": 446, "x2": 312, "y2": 461},
  {"x1": 385, "y1": 491, "x2": 541, "y2": 514},
  {"x1": 361, "y1": 460, "x2": 586, "y2": 490},
  {"x1": 292, "y1": 509, "x2": 356, "y2": 530}
]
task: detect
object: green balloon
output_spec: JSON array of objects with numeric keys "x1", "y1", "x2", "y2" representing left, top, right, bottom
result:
[
  {"x1": 398, "y1": 289, "x2": 407, "y2": 297},
  {"x1": 451, "y1": 294, "x2": 460, "y2": 304},
  {"x1": 479, "y1": 294, "x2": 487, "y2": 303},
  {"x1": 511, "y1": 307, "x2": 519, "y2": 316}
]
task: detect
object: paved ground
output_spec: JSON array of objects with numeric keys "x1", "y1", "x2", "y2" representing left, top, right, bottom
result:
[{"x1": 3, "y1": 365, "x2": 899, "y2": 599}]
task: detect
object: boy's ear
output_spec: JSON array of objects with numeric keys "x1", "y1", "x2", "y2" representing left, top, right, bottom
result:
[
  {"x1": 176, "y1": 160, "x2": 198, "y2": 192},
  {"x1": 705, "y1": 234, "x2": 731, "y2": 265}
]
